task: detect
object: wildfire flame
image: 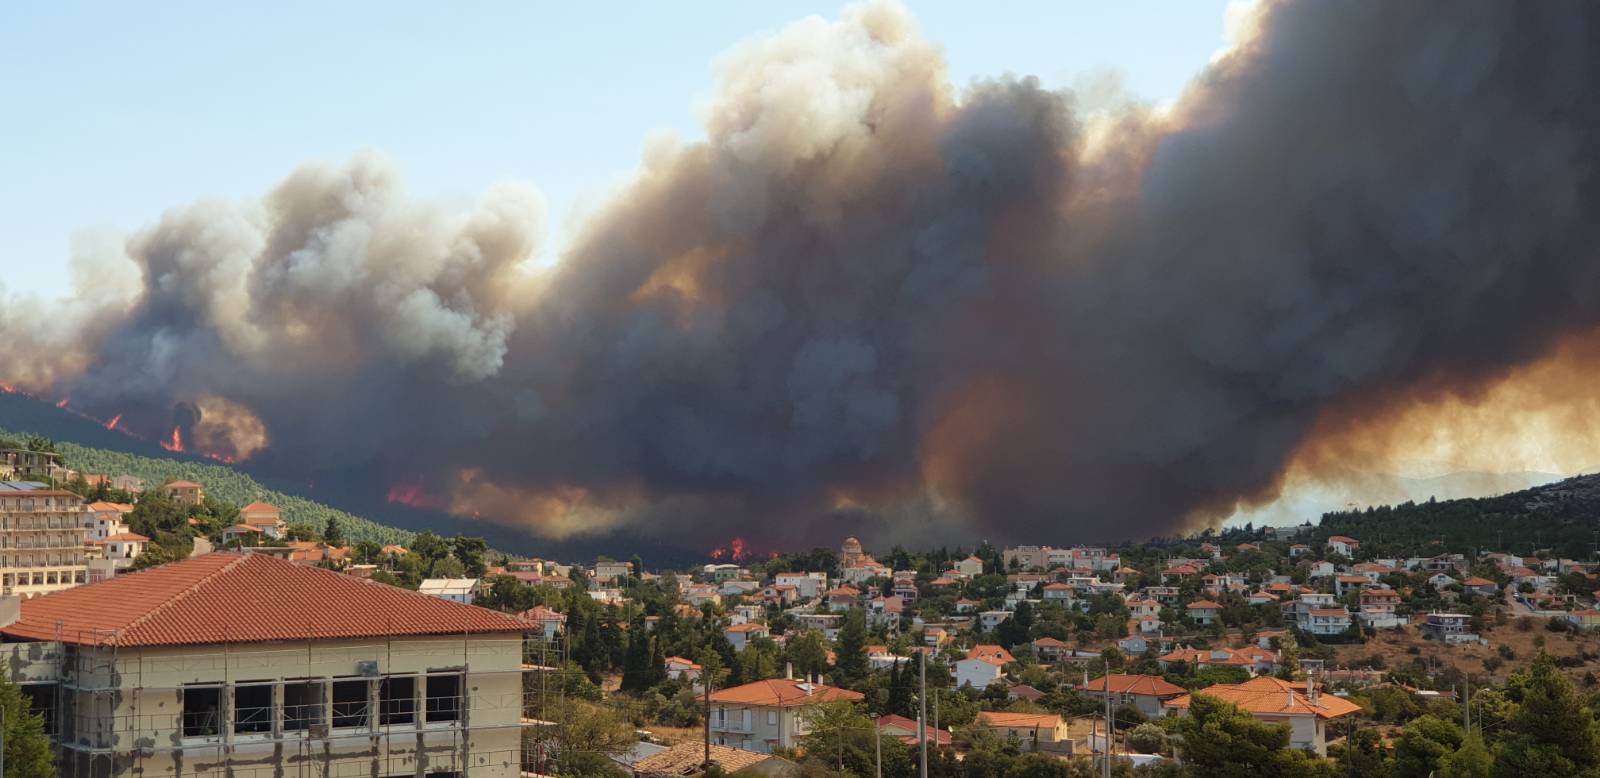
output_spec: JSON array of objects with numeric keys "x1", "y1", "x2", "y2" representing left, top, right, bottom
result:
[
  {"x1": 55, "y1": 398, "x2": 69, "y2": 409},
  {"x1": 0, "y1": 383, "x2": 14, "y2": 394},
  {"x1": 104, "y1": 414, "x2": 122, "y2": 431},
  {"x1": 709, "y1": 536, "x2": 751, "y2": 562},
  {"x1": 160, "y1": 426, "x2": 184, "y2": 453},
  {"x1": 386, "y1": 481, "x2": 445, "y2": 510}
]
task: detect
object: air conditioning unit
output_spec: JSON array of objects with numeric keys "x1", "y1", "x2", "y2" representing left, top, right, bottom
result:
[{"x1": 357, "y1": 660, "x2": 380, "y2": 676}]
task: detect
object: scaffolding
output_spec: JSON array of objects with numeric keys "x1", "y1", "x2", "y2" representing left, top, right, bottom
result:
[{"x1": 7, "y1": 625, "x2": 577, "y2": 778}]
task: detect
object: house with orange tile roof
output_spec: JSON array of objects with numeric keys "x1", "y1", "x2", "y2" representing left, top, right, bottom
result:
[
  {"x1": 707, "y1": 676, "x2": 863, "y2": 753},
  {"x1": 0, "y1": 552, "x2": 530, "y2": 776},
  {"x1": 236, "y1": 501, "x2": 287, "y2": 539},
  {"x1": 955, "y1": 644, "x2": 1015, "y2": 690},
  {"x1": 1077, "y1": 673, "x2": 1188, "y2": 718},
  {"x1": 1164, "y1": 675, "x2": 1361, "y2": 755},
  {"x1": 725, "y1": 622, "x2": 771, "y2": 652},
  {"x1": 161, "y1": 479, "x2": 204, "y2": 506},
  {"x1": 877, "y1": 713, "x2": 952, "y2": 746},
  {"x1": 664, "y1": 655, "x2": 702, "y2": 681},
  {"x1": 220, "y1": 522, "x2": 264, "y2": 546},
  {"x1": 1185, "y1": 599, "x2": 1222, "y2": 625},
  {"x1": 84, "y1": 500, "x2": 134, "y2": 540},
  {"x1": 974, "y1": 711, "x2": 1071, "y2": 753}
]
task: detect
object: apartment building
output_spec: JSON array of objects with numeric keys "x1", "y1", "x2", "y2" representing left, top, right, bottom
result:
[
  {"x1": 0, "y1": 449, "x2": 63, "y2": 479},
  {"x1": 707, "y1": 677, "x2": 863, "y2": 753},
  {"x1": 0, "y1": 552, "x2": 531, "y2": 777},
  {"x1": 0, "y1": 484, "x2": 88, "y2": 598}
]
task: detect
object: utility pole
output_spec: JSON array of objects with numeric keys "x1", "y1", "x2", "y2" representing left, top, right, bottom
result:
[
  {"x1": 919, "y1": 650, "x2": 929, "y2": 778},
  {"x1": 703, "y1": 658, "x2": 713, "y2": 770},
  {"x1": 1463, "y1": 676, "x2": 1471, "y2": 735},
  {"x1": 1103, "y1": 658, "x2": 1114, "y2": 778}
]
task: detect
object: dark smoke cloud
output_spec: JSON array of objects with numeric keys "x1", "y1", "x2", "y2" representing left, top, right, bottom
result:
[{"x1": 5, "y1": 0, "x2": 1600, "y2": 550}]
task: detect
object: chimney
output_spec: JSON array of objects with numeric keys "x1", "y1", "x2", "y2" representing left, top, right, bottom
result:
[
  {"x1": 785, "y1": 662, "x2": 793, "y2": 680},
  {"x1": 1287, "y1": 688, "x2": 1295, "y2": 709}
]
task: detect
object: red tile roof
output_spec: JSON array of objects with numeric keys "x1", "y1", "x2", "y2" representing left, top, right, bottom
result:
[
  {"x1": 1077, "y1": 673, "x2": 1187, "y2": 698},
  {"x1": 1, "y1": 552, "x2": 529, "y2": 647},
  {"x1": 707, "y1": 678, "x2": 863, "y2": 707}
]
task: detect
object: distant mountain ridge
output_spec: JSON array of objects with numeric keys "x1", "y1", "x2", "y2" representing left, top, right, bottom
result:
[{"x1": 0, "y1": 391, "x2": 705, "y2": 567}]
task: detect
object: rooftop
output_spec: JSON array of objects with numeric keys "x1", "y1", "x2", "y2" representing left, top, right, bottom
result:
[
  {"x1": 708, "y1": 678, "x2": 863, "y2": 707},
  {"x1": 2, "y1": 553, "x2": 529, "y2": 647},
  {"x1": 1167, "y1": 676, "x2": 1362, "y2": 719}
]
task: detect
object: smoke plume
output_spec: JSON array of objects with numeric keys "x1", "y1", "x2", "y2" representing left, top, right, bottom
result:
[{"x1": 6, "y1": 0, "x2": 1600, "y2": 550}]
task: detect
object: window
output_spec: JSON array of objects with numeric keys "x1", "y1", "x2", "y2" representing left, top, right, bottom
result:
[
  {"x1": 380, "y1": 676, "x2": 416, "y2": 726},
  {"x1": 767, "y1": 710, "x2": 777, "y2": 726},
  {"x1": 332, "y1": 678, "x2": 369, "y2": 728},
  {"x1": 425, "y1": 674, "x2": 462, "y2": 723},
  {"x1": 234, "y1": 683, "x2": 273, "y2": 734},
  {"x1": 20, "y1": 683, "x2": 56, "y2": 735},
  {"x1": 182, "y1": 686, "x2": 222, "y2": 738},
  {"x1": 283, "y1": 680, "x2": 325, "y2": 732}
]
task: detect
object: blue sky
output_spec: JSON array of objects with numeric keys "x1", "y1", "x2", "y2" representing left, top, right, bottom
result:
[{"x1": 1, "y1": 1, "x2": 1233, "y2": 298}]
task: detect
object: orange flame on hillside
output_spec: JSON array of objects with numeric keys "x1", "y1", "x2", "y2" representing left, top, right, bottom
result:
[
  {"x1": 104, "y1": 414, "x2": 122, "y2": 431},
  {"x1": 55, "y1": 398, "x2": 69, "y2": 409},
  {"x1": 160, "y1": 426, "x2": 184, "y2": 453},
  {"x1": 386, "y1": 481, "x2": 446, "y2": 510},
  {"x1": 0, "y1": 383, "x2": 14, "y2": 394},
  {"x1": 709, "y1": 536, "x2": 751, "y2": 562}
]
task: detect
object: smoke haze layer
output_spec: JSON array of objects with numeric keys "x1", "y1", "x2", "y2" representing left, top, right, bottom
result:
[{"x1": 6, "y1": 0, "x2": 1600, "y2": 550}]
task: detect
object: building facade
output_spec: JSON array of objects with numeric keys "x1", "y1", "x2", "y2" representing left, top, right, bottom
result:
[
  {"x1": 0, "y1": 552, "x2": 532, "y2": 777},
  {"x1": 0, "y1": 486, "x2": 88, "y2": 598}
]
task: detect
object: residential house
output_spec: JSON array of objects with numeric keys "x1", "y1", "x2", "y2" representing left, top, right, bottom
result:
[
  {"x1": 775, "y1": 572, "x2": 828, "y2": 599},
  {"x1": 1164, "y1": 676, "x2": 1361, "y2": 756},
  {"x1": 521, "y1": 606, "x2": 565, "y2": 639},
  {"x1": 665, "y1": 656, "x2": 703, "y2": 681},
  {"x1": 761, "y1": 584, "x2": 800, "y2": 607},
  {"x1": 1422, "y1": 612, "x2": 1478, "y2": 642},
  {"x1": 237, "y1": 501, "x2": 287, "y2": 539},
  {"x1": 1002, "y1": 545, "x2": 1051, "y2": 571},
  {"x1": 84, "y1": 501, "x2": 134, "y2": 540},
  {"x1": 876, "y1": 714, "x2": 952, "y2": 747},
  {"x1": 593, "y1": 560, "x2": 633, "y2": 583},
  {"x1": 954, "y1": 555, "x2": 984, "y2": 577},
  {"x1": 1463, "y1": 577, "x2": 1501, "y2": 598},
  {"x1": 92, "y1": 531, "x2": 148, "y2": 572},
  {"x1": 1302, "y1": 607, "x2": 1353, "y2": 637},
  {"x1": 955, "y1": 646, "x2": 1014, "y2": 690},
  {"x1": 824, "y1": 585, "x2": 862, "y2": 612},
  {"x1": 0, "y1": 552, "x2": 530, "y2": 777},
  {"x1": 1566, "y1": 610, "x2": 1600, "y2": 630},
  {"x1": 1289, "y1": 544, "x2": 1310, "y2": 557},
  {"x1": 978, "y1": 610, "x2": 1011, "y2": 631},
  {"x1": 221, "y1": 523, "x2": 264, "y2": 545},
  {"x1": 1186, "y1": 600, "x2": 1222, "y2": 625},
  {"x1": 1042, "y1": 583, "x2": 1074, "y2": 603},
  {"x1": 111, "y1": 474, "x2": 144, "y2": 493},
  {"x1": 161, "y1": 479, "x2": 204, "y2": 506},
  {"x1": 708, "y1": 677, "x2": 863, "y2": 753},
  {"x1": 1358, "y1": 588, "x2": 1404, "y2": 629},
  {"x1": 793, "y1": 613, "x2": 841, "y2": 640},
  {"x1": 1032, "y1": 637, "x2": 1069, "y2": 663},
  {"x1": 725, "y1": 623, "x2": 770, "y2": 652},
  {"x1": 1077, "y1": 674, "x2": 1187, "y2": 718},
  {"x1": 973, "y1": 712, "x2": 1071, "y2": 754},
  {"x1": 867, "y1": 595, "x2": 903, "y2": 629},
  {"x1": 1326, "y1": 536, "x2": 1360, "y2": 557},
  {"x1": 1335, "y1": 575, "x2": 1370, "y2": 596},
  {"x1": 418, "y1": 577, "x2": 479, "y2": 604},
  {"x1": 1307, "y1": 561, "x2": 1336, "y2": 579}
]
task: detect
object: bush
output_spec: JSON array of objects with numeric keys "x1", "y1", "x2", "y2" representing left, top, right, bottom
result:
[{"x1": 1126, "y1": 722, "x2": 1167, "y2": 754}]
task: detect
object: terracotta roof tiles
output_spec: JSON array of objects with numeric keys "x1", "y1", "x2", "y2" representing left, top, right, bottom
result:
[{"x1": 1, "y1": 552, "x2": 529, "y2": 647}]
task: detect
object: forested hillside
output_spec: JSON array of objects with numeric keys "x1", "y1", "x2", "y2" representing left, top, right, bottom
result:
[
  {"x1": 1316, "y1": 472, "x2": 1600, "y2": 560},
  {"x1": 1, "y1": 425, "x2": 412, "y2": 546}
]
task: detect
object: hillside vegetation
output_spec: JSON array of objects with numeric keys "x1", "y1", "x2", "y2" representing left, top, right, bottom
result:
[
  {"x1": 1317, "y1": 472, "x2": 1600, "y2": 559},
  {"x1": 0, "y1": 425, "x2": 412, "y2": 546}
]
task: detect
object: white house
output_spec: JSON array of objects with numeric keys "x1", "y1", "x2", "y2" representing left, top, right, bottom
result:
[
  {"x1": 725, "y1": 623, "x2": 770, "y2": 651},
  {"x1": 1327, "y1": 536, "x2": 1360, "y2": 557},
  {"x1": 418, "y1": 577, "x2": 479, "y2": 604},
  {"x1": 955, "y1": 654, "x2": 1006, "y2": 690},
  {"x1": 774, "y1": 572, "x2": 828, "y2": 599},
  {"x1": 954, "y1": 555, "x2": 984, "y2": 577}
]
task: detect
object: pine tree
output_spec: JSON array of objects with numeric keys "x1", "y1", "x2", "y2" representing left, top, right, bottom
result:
[
  {"x1": 0, "y1": 667, "x2": 54, "y2": 777},
  {"x1": 1495, "y1": 653, "x2": 1600, "y2": 777},
  {"x1": 323, "y1": 516, "x2": 344, "y2": 546},
  {"x1": 620, "y1": 625, "x2": 652, "y2": 692},
  {"x1": 834, "y1": 608, "x2": 870, "y2": 687}
]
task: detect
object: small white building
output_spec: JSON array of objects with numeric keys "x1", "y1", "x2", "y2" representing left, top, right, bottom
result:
[{"x1": 418, "y1": 577, "x2": 479, "y2": 604}]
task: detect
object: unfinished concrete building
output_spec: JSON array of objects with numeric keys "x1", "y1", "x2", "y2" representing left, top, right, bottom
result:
[{"x1": 0, "y1": 552, "x2": 538, "y2": 777}]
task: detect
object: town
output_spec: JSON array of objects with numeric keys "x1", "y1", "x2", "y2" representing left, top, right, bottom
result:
[{"x1": 2, "y1": 442, "x2": 1598, "y2": 777}]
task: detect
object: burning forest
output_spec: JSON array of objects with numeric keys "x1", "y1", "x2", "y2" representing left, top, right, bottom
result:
[{"x1": 5, "y1": 1, "x2": 1600, "y2": 551}]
